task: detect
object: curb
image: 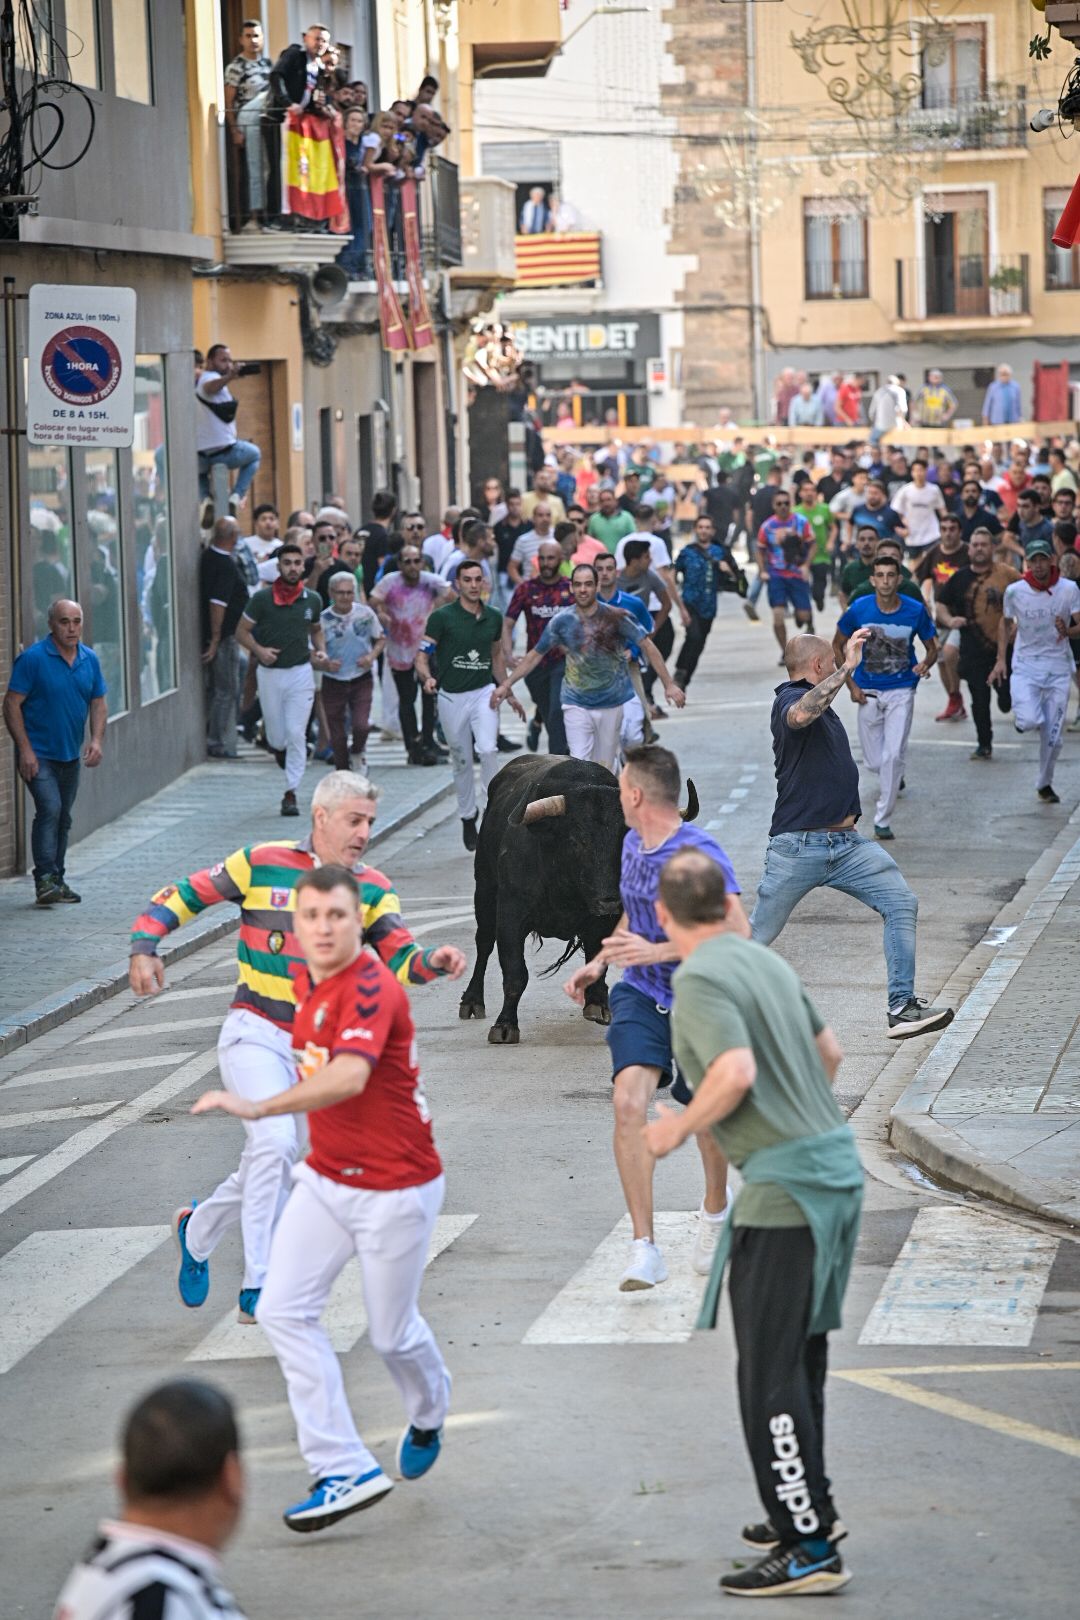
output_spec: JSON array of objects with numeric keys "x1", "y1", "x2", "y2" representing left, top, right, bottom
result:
[
  {"x1": 0, "y1": 778, "x2": 457, "y2": 1058},
  {"x1": 887, "y1": 802, "x2": 1080, "y2": 1229}
]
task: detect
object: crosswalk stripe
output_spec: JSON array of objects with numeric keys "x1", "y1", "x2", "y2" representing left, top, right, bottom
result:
[
  {"x1": 155, "y1": 984, "x2": 237, "y2": 1001},
  {"x1": 186, "y1": 1212, "x2": 478, "y2": 1362},
  {"x1": 522, "y1": 1212, "x2": 705, "y2": 1345},
  {"x1": 0, "y1": 1226, "x2": 168, "y2": 1375},
  {"x1": 0, "y1": 1053, "x2": 194, "y2": 1092},
  {"x1": 858, "y1": 1206, "x2": 1058, "y2": 1348},
  {"x1": 83, "y1": 1018, "x2": 221, "y2": 1042},
  {"x1": 0, "y1": 1156, "x2": 33, "y2": 1177},
  {"x1": 0, "y1": 1102, "x2": 123, "y2": 1132}
]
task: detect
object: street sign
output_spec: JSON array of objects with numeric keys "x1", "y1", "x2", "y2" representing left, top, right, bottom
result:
[{"x1": 26, "y1": 284, "x2": 137, "y2": 447}]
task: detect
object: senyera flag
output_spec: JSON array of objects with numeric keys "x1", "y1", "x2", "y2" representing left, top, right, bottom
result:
[
  {"x1": 369, "y1": 174, "x2": 411, "y2": 352},
  {"x1": 400, "y1": 177, "x2": 434, "y2": 351}
]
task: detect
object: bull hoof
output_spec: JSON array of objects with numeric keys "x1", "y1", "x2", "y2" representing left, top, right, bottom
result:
[
  {"x1": 487, "y1": 1024, "x2": 520, "y2": 1045},
  {"x1": 582, "y1": 1003, "x2": 612, "y2": 1026},
  {"x1": 459, "y1": 1001, "x2": 485, "y2": 1020}
]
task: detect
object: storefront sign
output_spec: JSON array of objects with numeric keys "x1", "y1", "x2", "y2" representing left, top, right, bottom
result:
[
  {"x1": 510, "y1": 313, "x2": 661, "y2": 364},
  {"x1": 27, "y1": 284, "x2": 137, "y2": 447}
]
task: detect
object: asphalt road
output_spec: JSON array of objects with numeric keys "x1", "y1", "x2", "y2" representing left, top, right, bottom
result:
[{"x1": 3, "y1": 598, "x2": 1079, "y2": 1619}]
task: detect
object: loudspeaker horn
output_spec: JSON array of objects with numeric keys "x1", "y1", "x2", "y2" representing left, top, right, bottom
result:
[{"x1": 310, "y1": 264, "x2": 349, "y2": 310}]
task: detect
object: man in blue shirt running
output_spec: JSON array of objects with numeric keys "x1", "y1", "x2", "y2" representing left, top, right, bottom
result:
[
  {"x1": 3, "y1": 597, "x2": 107, "y2": 905},
  {"x1": 834, "y1": 556, "x2": 937, "y2": 840}
]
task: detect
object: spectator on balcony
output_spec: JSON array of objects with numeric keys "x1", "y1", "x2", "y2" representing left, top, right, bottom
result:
[
  {"x1": 270, "y1": 26, "x2": 347, "y2": 233},
  {"x1": 520, "y1": 186, "x2": 550, "y2": 235},
  {"x1": 337, "y1": 107, "x2": 373, "y2": 279},
  {"x1": 225, "y1": 18, "x2": 277, "y2": 231},
  {"x1": 982, "y1": 363, "x2": 1023, "y2": 427},
  {"x1": 788, "y1": 381, "x2": 824, "y2": 429},
  {"x1": 913, "y1": 368, "x2": 958, "y2": 428},
  {"x1": 544, "y1": 193, "x2": 581, "y2": 234},
  {"x1": 411, "y1": 104, "x2": 450, "y2": 175},
  {"x1": 196, "y1": 345, "x2": 262, "y2": 522}
]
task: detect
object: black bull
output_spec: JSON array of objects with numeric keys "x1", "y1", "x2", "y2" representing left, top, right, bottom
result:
[{"x1": 458, "y1": 755, "x2": 698, "y2": 1044}]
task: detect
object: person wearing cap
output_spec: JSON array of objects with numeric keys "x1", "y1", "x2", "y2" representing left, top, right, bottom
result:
[{"x1": 991, "y1": 538, "x2": 1080, "y2": 803}]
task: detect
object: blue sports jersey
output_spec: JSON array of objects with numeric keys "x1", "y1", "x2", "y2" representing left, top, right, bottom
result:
[
  {"x1": 621, "y1": 823, "x2": 740, "y2": 1009},
  {"x1": 836, "y1": 592, "x2": 937, "y2": 691}
]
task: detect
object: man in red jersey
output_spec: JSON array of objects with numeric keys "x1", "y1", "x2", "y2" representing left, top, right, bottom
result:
[
  {"x1": 192, "y1": 865, "x2": 450, "y2": 1534},
  {"x1": 129, "y1": 770, "x2": 465, "y2": 1326}
]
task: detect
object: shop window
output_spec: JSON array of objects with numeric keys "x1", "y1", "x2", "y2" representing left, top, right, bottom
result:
[
  {"x1": 112, "y1": 0, "x2": 153, "y2": 103},
  {"x1": 28, "y1": 446, "x2": 75, "y2": 641},
  {"x1": 134, "y1": 358, "x2": 176, "y2": 702},
  {"x1": 82, "y1": 448, "x2": 127, "y2": 715},
  {"x1": 65, "y1": 0, "x2": 100, "y2": 89}
]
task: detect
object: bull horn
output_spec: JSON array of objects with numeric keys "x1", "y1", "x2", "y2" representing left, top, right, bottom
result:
[
  {"x1": 522, "y1": 794, "x2": 567, "y2": 824},
  {"x1": 680, "y1": 779, "x2": 700, "y2": 822}
]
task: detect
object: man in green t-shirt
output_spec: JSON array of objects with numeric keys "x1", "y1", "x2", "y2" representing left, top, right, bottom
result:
[
  {"x1": 838, "y1": 528, "x2": 917, "y2": 608},
  {"x1": 415, "y1": 560, "x2": 523, "y2": 849},
  {"x1": 587, "y1": 486, "x2": 636, "y2": 552},
  {"x1": 236, "y1": 540, "x2": 326, "y2": 816},
  {"x1": 643, "y1": 848, "x2": 861, "y2": 1601},
  {"x1": 795, "y1": 489, "x2": 837, "y2": 614}
]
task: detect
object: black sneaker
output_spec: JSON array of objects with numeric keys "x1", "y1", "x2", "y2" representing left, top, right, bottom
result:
[
  {"x1": 741, "y1": 1517, "x2": 847, "y2": 1552},
  {"x1": 526, "y1": 716, "x2": 542, "y2": 753},
  {"x1": 496, "y1": 734, "x2": 521, "y2": 753},
  {"x1": 281, "y1": 790, "x2": 300, "y2": 817},
  {"x1": 887, "y1": 997, "x2": 954, "y2": 1039},
  {"x1": 34, "y1": 875, "x2": 63, "y2": 906},
  {"x1": 54, "y1": 882, "x2": 81, "y2": 904},
  {"x1": 720, "y1": 1544, "x2": 851, "y2": 1597},
  {"x1": 1037, "y1": 784, "x2": 1060, "y2": 804},
  {"x1": 970, "y1": 746, "x2": 992, "y2": 760},
  {"x1": 461, "y1": 816, "x2": 478, "y2": 852}
]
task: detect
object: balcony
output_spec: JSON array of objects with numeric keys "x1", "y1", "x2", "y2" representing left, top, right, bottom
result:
[
  {"x1": 459, "y1": 0, "x2": 562, "y2": 78},
  {"x1": 450, "y1": 176, "x2": 517, "y2": 319},
  {"x1": 895, "y1": 254, "x2": 1032, "y2": 331},
  {"x1": 514, "y1": 232, "x2": 602, "y2": 290},
  {"x1": 901, "y1": 84, "x2": 1028, "y2": 156}
]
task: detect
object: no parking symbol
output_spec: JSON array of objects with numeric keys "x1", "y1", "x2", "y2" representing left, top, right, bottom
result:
[{"x1": 27, "y1": 284, "x2": 136, "y2": 447}]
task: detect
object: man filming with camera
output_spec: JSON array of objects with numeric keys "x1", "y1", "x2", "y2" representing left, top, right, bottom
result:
[{"x1": 196, "y1": 343, "x2": 263, "y2": 525}]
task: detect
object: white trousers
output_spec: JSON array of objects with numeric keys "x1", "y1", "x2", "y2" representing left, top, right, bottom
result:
[
  {"x1": 620, "y1": 695, "x2": 645, "y2": 750},
  {"x1": 1012, "y1": 667, "x2": 1071, "y2": 789},
  {"x1": 185, "y1": 1009, "x2": 303, "y2": 1289},
  {"x1": 437, "y1": 685, "x2": 499, "y2": 820},
  {"x1": 857, "y1": 686, "x2": 915, "y2": 827},
  {"x1": 257, "y1": 663, "x2": 315, "y2": 791},
  {"x1": 258, "y1": 1162, "x2": 450, "y2": 1480},
  {"x1": 563, "y1": 703, "x2": 623, "y2": 773},
  {"x1": 379, "y1": 655, "x2": 401, "y2": 738}
]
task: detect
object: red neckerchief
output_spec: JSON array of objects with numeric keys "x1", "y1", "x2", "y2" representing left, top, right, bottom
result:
[
  {"x1": 272, "y1": 577, "x2": 304, "y2": 606},
  {"x1": 1022, "y1": 564, "x2": 1059, "y2": 593}
]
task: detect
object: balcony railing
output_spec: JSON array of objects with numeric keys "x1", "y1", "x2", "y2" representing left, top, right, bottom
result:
[
  {"x1": 902, "y1": 83, "x2": 1028, "y2": 152},
  {"x1": 804, "y1": 259, "x2": 868, "y2": 300},
  {"x1": 514, "y1": 231, "x2": 602, "y2": 289},
  {"x1": 896, "y1": 253, "x2": 1030, "y2": 321},
  {"x1": 423, "y1": 157, "x2": 462, "y2": 269}
]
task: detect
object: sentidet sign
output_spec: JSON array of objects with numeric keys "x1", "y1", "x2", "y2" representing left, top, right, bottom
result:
[{"x1": 27, "y1": 285, "x2": 137, "y2": 447}]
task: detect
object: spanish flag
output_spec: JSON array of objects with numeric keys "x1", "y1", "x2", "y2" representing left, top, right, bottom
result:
[{"x1": 284, "y1": 109, "x2": 347, "y2": 227}]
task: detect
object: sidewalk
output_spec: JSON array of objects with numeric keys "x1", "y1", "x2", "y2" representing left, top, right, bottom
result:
[
  {"x1": 0, "y1": 738, "x2": 457, "y2": 1054},
  {"x1": 890, "y1": 809, "x2": 1080, "y2": 1230}
]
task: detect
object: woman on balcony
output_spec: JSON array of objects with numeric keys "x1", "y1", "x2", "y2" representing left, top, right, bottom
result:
[{"x1": 337, "y1": 108, "x2": 374, "y2": 279}]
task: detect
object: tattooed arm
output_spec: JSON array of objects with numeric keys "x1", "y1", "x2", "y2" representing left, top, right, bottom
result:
[{"x1": 786, "y1": 628, "x2": 871, "y2": 729}]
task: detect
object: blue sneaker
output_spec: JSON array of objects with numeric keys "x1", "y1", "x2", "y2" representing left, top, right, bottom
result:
[
  {"x1": 283, "y1": 1469, "x2": 394, "y2": 1533},
  {"x1": 237, "y1": 1287, "x2": 260, "y2": 1324},
  {"x1": 396, "y1": 1424, "x2": 442, "y2": 1480},
  {"x1": 172, "y1": 1206, "x2": 209, "y2": 1308}
]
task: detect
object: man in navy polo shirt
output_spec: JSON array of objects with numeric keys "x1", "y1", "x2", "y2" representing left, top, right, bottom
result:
[{"x1": 2, "y1": 597, "x2": 107, "y2": 905}]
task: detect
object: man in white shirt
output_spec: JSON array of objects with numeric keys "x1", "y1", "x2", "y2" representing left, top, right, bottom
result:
[
  {"x1": 892, "y1": 459, "x2": 946, "y2": 557},
  {"x1": 244, "y1": 502, "x2": 280, "y2": 566},
  {"x1": 52, "y1": 1379, "x2": 247, "y2": 1620},
  {"x1": 196, "y1": 345, "x2": 261, "y2": 521},
  {"x1": 507, "y1": 502, "x2": 555, "y2": 585},
  {"x1": 991, "y1": 539, "x2": 1080, "y2": 802}
]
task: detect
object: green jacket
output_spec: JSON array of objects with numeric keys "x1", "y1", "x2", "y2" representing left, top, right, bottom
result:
[{"x1": 697, "y1": 1125, "x2": 864, "y2": 1336}]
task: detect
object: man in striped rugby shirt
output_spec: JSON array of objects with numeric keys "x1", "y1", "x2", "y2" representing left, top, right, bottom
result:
[{"x1": 128, "y1": 770, "x2": 465, "y2": 1325}]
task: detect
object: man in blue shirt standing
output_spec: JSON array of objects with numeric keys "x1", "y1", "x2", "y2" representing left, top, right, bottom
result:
[
  {"x1": 834, "y1": 557, "x2": 937, "y2": 841},
  {"x1": 3, "y1": 597, "x2": 107, "y2": 905},
  {"x1": 981, "y1": 363, "x2": 1022, "y2": 427}
]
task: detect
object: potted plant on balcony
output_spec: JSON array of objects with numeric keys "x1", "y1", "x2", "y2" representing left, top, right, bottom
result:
[{"x1": 988, "y1": 262, "x2": 1025, "y2": 316}]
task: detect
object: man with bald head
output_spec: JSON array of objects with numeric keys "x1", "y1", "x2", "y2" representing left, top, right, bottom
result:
[
  {"x1": 502, "y1": 538, "x2": 573, "y2": 752},
  {"x1": 749, "y1": 631, "x2": 953, "y2": 1039},
  {"x1": 3, "y1": 596, "x2": 107, "y2": 905}
]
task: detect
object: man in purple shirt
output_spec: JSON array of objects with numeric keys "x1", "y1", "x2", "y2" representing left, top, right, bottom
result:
[
  {"x1": 565, "y1": 746, "x2": 749, "y2": 1290},
  {"x1": 757, "y1": 489, "x2": 814, "y2": 662}
]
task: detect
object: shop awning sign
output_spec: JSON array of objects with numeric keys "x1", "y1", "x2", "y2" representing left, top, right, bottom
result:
[{"x1": 27, "y1": 285, "x2": 137, "y2": 447}]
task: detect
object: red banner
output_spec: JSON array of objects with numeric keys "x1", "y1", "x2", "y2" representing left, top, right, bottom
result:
[
  {"x1": 400, "y1": 177, "x2": 434, "y2": 352},
  {"x1": 369, "y1": 175, "x2": 410, "y2": 353}
]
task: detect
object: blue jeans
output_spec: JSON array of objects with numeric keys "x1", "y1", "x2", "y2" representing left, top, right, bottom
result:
[
  {"x1": 27, "y1": 757, "x2": 81, "y2": 882},
  {"x1": 198, "y1": 440, "x2": 261, "y2": 502},
  {"x1": 749, "y1": 828, "x2": 917, "y2": 1009}
]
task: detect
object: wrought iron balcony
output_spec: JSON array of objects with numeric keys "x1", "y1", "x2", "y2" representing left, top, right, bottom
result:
[
  {"x1": 902, "y1": 83, "x2": 1028, "y2": 153},
  {"x1": 895, "y1": 253, "x2": 1030, "y2": 323}
]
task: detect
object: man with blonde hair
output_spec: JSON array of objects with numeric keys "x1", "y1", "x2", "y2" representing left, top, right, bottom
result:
[{"x1": 128, "y1": 771, "x2": 466, "y2": 1324}]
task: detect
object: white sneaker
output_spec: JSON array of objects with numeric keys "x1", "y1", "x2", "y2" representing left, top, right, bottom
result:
[
  {"x1": 619, "y1": 1237, "x2": 668, "y2": 1292},
  {"x1": 691, "y1": 1191, "x2": 734, "y2": 1276}
]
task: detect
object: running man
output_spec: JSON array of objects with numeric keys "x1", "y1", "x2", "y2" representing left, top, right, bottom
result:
[
  {"x1": 501, "y1": 539, "x2": 572, "y2": 755},
  {"x1": 751, "y1": 632, "x2": 953, "y2": 1039},
  {"x1": 643, "y1": 848, "x2": 860, "y2": 1599},
  {"x1": 493, "y1": 563, "x2": 684, "y2": 772},
  {"x1": 564, "y1": 747, "x2": 746, "y2": 1289},
  {"x1": 128, "y1": 771, "x2": 465, "y2": 1323},
  {"x1": 991, "y1": 537, "x2": 1080, "y2": 803},
  {"x1": 834, "y1": 554, "x2": 937, "y2": 841},
  {"x1": 416, "y1": 559, "x2": 524, "y2": 851},
  {"x1": 757, "y1": 487, "x2": 813, "y2": 662},
  {"x1": 192, "y1": 865, "x2": 450, "y2": 1534}
]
